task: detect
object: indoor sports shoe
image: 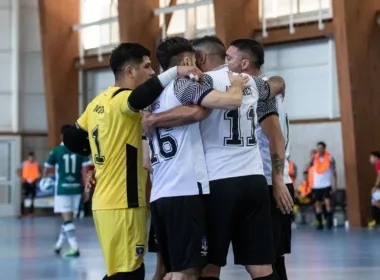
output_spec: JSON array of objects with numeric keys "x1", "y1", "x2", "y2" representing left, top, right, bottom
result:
[
  {"x1": 368, "y1": 220, "x2": 376, "y2": 229},
  {"x1": 63, "y1": 249, "x2": 80, "y2": 258},
  {"x1": 54, "y1": 246, "x2": 62, "y2": 256}
]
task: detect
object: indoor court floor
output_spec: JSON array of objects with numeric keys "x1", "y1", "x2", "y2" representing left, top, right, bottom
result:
[{"x1": 0, "y1": 217, "x2": 379, "y2": 280}]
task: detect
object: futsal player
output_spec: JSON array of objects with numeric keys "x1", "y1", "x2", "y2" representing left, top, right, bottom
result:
[
  {"x1": 148, "y1": 37, "x2": 247, "y2": 280},
  {"x1": 63, "y1": 42, "x2": 204, "y2": 280},
  {"x1": 226, "y1": 39, "x2": 295, "y2": 280},
  {"x1": 42, "y1": 124, "x2": 92, "y2": 257},
  {"x1": 143, "y1": 36, "x2": 290, "y2": 280}
]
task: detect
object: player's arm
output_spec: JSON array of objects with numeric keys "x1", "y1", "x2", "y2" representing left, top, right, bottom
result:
[
  {"x1": 43, "y1": 150, "x2": 56, "y2": 178},
  {"x1": 258, "y1": 99, "x2": 293, "y2": 214},
  {"x1": 174, "y1": 73, "x2": 246, "y2": 110},
  {"x1": 126, "y1": 66, "x2": 204, "y2": 114},
  {"x1": 63, "y1": 108, "x2": 91, "y2": 156},
  {"x1": 142, "y1": 105, "x2": 211, "y2": 130},
  {"x1": 142, "y1": 135, "x2": 153, "y2": 174},
  {"x1": 255, "y1": 76, "x2": 285, "y2": 101},
  {"x1": 81, "y1": 157, "x2": 92, "y2": 178}
]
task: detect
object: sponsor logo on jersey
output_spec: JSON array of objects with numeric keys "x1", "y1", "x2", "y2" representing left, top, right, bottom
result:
[
  {"x1": 135, "y1": 244, "x2": 145, "y2": 258},
  {"x1": 201, "y1": 237, "x2": 208, "y2": 256}
]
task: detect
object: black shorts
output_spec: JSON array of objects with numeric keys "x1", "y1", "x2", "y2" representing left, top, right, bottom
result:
[
  {"x1": 22, "y1": 182, "x2": 36, "y2": 198},
  {"x1": 148, "y1": 220, "x2": 160, "y2": 253},
  {"x1": 268, "y1": 184, "x2": 294, "y2": 257},
  {"x1": 312, "y1": 187, "x2": 332, "y2": 202},
  {"x1": 206, "y1": 175, "x2": 275, "y2": 267},
  {"x1": 150, "y1": 195, "x2": 208, "y2": 272}
]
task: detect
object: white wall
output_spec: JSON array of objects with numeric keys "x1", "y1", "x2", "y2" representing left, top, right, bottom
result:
[
  {"x1": 19, "y1": 0, "x2": 45, "y2": 132},
  {"x1": 0, "y1": 0, "x2": 13, "y2": 130},
  {"x1": 0, "y1": 0, "x2": 46, "y2": 132},
  {"x1": 263, "y1": 38, "x2": 340, "y2": 120}
]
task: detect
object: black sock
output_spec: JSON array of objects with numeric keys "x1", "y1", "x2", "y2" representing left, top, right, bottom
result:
[
  {"x1": 326, "y1": 211, "x2": 333, "y2": 228},
  {"x1": 253, "y1": 272, "x2": 279, "y2": 280},
  {"x1": 199, "y1": 277, "x2": 220, "y2": 280},
  {"x1": 316, "y1": 213, "x2": 323, "y2": 225},
  {"x1": 274, "y1": 256, "x2": 288, "y2": 280},
  {"x1": 21, "y1": 202, "x2": 25, "y2": 215}
]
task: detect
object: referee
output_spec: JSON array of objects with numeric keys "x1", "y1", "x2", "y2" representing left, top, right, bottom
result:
[{"x1": 63, "y1": 42, "x2": 202, "y2": 280}]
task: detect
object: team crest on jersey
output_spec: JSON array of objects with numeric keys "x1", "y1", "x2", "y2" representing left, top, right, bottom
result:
[
  {"x1": 135, "y1": 244, "x2": 145, "y2": 258},
  {"x1": 201, "y1": 237, "x2": 208, "y2": 256}
]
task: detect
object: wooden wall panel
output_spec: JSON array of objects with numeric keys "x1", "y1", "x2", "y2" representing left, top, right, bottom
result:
[
  {"x1": 38, "y1": 0, "x2": 79, "y2": 148},
  {"x1": 213, "y1": 0, "x2": 259, "y2": 46},
  {"x1": 118, "y1": 0, "x2": 160, "y2": 70},
  {"x1": 333, "y1": 0, "x2": 380, "y2": 227}
]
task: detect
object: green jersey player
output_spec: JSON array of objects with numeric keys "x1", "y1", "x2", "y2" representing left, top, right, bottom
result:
[{"x1": 42, "y1": 124, "x2": 92, "y2": 258}]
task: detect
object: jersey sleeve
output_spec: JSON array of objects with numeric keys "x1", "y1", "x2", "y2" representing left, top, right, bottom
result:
[
  {"x1": 81, "y1": 156, "x2": 93, "y2": 167},
  {"x1": 44, "y1": 150, "x2": 56, "y2": 168},
  {"x1": 77, "y1": 107, "x2": 89, "y2": 132},
  {"x1": 254, "y1": 77, "x2": 271, "y2": 101},
  {"x1": 119, "y1": 90, "x2": 137, "y2": 115},
  {"x1": 173, "y1": 74, "x2": 214, "y2": 105},
  {"x1": 257, "y1": 97, "x2": 279, "y2": 123}
]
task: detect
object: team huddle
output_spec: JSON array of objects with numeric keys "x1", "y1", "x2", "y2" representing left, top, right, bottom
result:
[{"x1": 63, "y1": 35, "x2": 294, "y2": 280}]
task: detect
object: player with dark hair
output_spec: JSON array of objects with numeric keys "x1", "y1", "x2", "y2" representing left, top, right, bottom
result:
[
  {"x1": 142, "y1": 36, "x2": 287, "y2": 280},
  {"x1": 42, "y1": 124, "x2": 92, "y2": 257},
  {"x1": 63, "y1": 42, "x2": 204, "y2": 280},
  {"x1": 145, "y1": 36, "x2": 248, "y2": 280},
  {"x1": 226, "y1": 38, "x2": 294, "y2": 280}
]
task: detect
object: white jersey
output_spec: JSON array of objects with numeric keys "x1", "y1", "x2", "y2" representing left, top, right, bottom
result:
[
  {"x1": 256, "y1": 74, "x2": 292, "y2": 185},
  {"x1": 149, "y1": 78, "x2": 211, "y2": 202},
  {"x1": 200, "y1": 65, "x2": 275, "y2": 181}
]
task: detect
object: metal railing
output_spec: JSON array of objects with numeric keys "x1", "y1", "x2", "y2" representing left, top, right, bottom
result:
[{"x1": 73, "y1": 0, "x2": 333, "y2": 65}]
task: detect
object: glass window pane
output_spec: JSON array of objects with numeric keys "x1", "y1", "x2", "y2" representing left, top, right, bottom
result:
[
  {"x1": 196, "y1": 4, "x2": 215, "y2": 31},
  {"x1": 299, "y1": 0, "x2": 330, "y2": 13},
  {"x1": 0, "y1": 185, "x2": 11, "y2": 204},
  {"x1": 0, "y1": 142, "x2": 11, "y2": 181}
]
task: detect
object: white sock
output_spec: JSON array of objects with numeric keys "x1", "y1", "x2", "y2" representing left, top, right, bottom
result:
[
  {"x1": 63, "y1": 221, "x2": 79, "y2": 251},
  {"x1": 56, "y1": 225, "x2": 66, "y2": 248}
]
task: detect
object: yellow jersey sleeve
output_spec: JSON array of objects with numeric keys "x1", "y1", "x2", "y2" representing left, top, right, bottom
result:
[
  {"x1": 119, "y1": 90, "x2": 139, "y2": 116},
  {"x1": 77, "y1": 106, "x2": 89, "y2": 132}
]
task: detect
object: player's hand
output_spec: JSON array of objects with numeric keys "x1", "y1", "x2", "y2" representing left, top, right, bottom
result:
[
  {"x1": 228, "y1": 71, "x2": 249, "y2": 89},
  {"x1": 177, "y1": 66, "x2": 204, "y2": 82},
  {"x1": 83, "y1": 190, "x2": 90, "y2": 203},
  {"x1": 85, "y1": 169, "x2": 96, "y2": 191},
  {"x1": 273, "y1": 182, "x2": 293, "y2": 214},
  {"x1": 141, "y1": 110, "x2": 155, "y2": 139}
]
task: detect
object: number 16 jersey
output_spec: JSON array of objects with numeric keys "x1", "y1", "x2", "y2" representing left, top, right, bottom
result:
[
  {"x1": 149, "y1": 77, "x2": 213, "y2": 203},
  {"x1": 200, "y1": 65, "x2": 275, "y2": 181}
]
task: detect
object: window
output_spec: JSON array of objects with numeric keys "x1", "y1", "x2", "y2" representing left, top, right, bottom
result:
[{"x1": 81, "y1": 0, "x2": 119, "y2": 50}]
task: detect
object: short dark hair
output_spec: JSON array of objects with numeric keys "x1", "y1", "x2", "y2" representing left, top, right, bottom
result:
[
  {"x1": 28, "y1": 152, "x2": 34, "y2": 157},
  {"x1": 303, "y1": 170, "x2": 308, "y2": 175},
  {"x1": 371, "y1": 151, "x2": 380, "y2": 158},
  {"x1": 110, "y1": 43, "x2": 151, "y2": 78},
  {"x1": 156, "y1": 37, "x2": 195, "y2": 71},
  {"x1": 317, "y1": 141, "x2": 326, "y2": 148},
  {"x1": 192, "y1": 35, "x2": 226, "y2": 60},
  {"x1": 61, "y1": 124, "x2": 72, "y2": 135},
  {"x1": 230, "y1": 38, "x2": 264, "y2": 69}
]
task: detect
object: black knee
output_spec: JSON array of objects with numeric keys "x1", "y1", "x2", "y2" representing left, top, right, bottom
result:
[{"x1": 113, "y1": 263, "x2": 145, "y2": 280}]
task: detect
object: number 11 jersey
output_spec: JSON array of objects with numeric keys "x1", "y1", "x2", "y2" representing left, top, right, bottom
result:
[{"x1": 200, "y1": 65, "x2": 273, "y2": 181}]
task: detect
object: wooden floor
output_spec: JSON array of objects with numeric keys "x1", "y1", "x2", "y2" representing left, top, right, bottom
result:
[{"x1": 0, "y1": 217, "x2": 379, "y2": 280}]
